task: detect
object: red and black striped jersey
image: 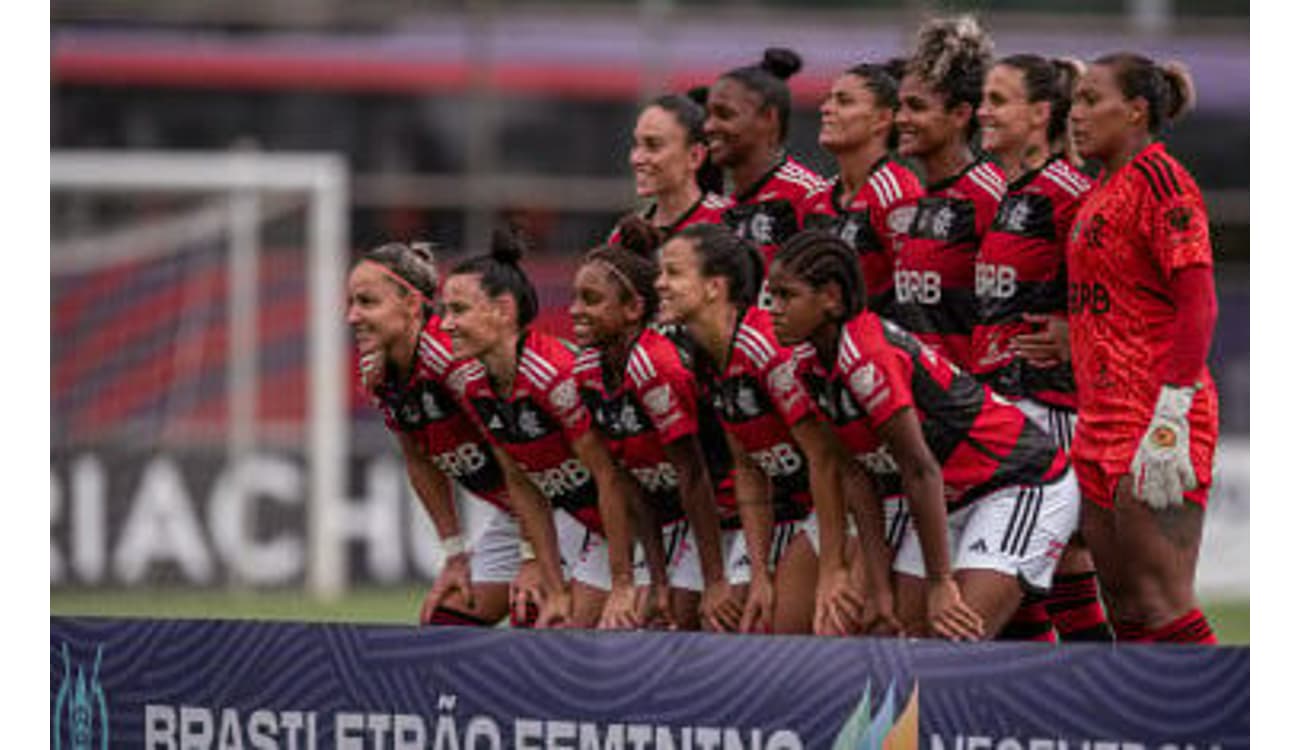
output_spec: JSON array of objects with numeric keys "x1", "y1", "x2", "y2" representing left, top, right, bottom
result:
[
  {"x1": 451, "y1": 329, "x2": 603, "y2": 533},
  {"x1": 573, "y1": 327, "x2": 701, "y2": 526},
  {"x1": 801, "y1": 158, "x2": 925, "y2": 318},
  {"x1": 971, "y1": 156, "x2": 1093, "y2": 409},
  {"x1": 369, "y1": 314, "x2": 511, "y2": 511},
  {"x1": 893, "y1": 159, "x2": 1006, "y2": 371},
  {"x1": 607, "y1": 193, "x2": 728, "y2": 245},
  {"x1": 720, "y1": 154, "x2": 828, "y2": 271},
  {"x1": 1066, "y1": 141, "x2": 1219, "y2": 471},
  {"x1": 794, "y1": 311, "x2": 1067, "y2": 510},
  {"x1": 696, "y1": 307, "x2": 817, "y2": 521}
]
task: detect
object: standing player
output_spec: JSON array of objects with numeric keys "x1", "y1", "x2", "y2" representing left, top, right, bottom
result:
[
  {"x1": 614, "y1": 93, "x2": 728, "y2": 242},
  {"x1": 802, "y1": 61, "x2": 924, "y2": 321},
  {"x1": 348, "y1": 241, "x2": 525, "y2": 627},
  {"x1": 705, "y1": 48, "x2": 827, "y2": 299},
  {"x1": 570, "y1": 219, "x2": 740, "y2": 631},
  {"x1": 892, "y1": 15, "x2": 1001, "y2": 371},
  {"x1": 767, "y1": 229, "x2": 1080, "y2": 641},
  {"x1": 1067, "y1": 54, "x2": 1219, "y2": 644},
  {"x1": 972, "y1": 53, "x2": 1112, "y2": 642},
  {"x1": 440, "y1": 230, "x2": 663, "y2": 629},
  {"x1": 656, "y1": 223, "x2": 861, "y2": 635}
]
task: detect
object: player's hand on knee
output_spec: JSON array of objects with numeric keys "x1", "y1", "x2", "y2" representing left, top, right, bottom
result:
[
  {"x1": 926, "y1": 575, "x2": 984, "y2": 641},
  {"x1": 598, "y1": 580, "x2": 643, "y2": 630},
  {"x1": 1130, "y1": 385, "x2": 1198, "y2": 510},
  {"x1": 420, "y1": 551, "x2": 474, "y2": 624},
  {"x1": 510, "y1": 560, "x2": 546, "y2": 627},
  {"x1": 740, "y1": 572, "x2": 775, "y2": 634},
  {"x1": 813, "y1": 565, "x2": 864, "y2": 637},
  {"x1": 700, "y1": 579, "x2": 742, "y2": 633}
]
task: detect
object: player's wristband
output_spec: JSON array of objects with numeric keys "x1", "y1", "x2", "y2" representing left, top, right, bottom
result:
[
  {"x1": 519, "y1": 540, "x2": 537, "y2": 562},
  {"x1": 441, "y1": 534, "x2": 467, "y2": 558}
]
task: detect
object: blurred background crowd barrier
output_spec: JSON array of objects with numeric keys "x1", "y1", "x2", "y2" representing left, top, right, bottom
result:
[{"x1": 50, "y1": 0, "x2": 1248, "y2": 603}]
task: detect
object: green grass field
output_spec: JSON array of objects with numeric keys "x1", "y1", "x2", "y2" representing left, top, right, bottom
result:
[{"x1": 50, "y1": 586, "x2": 1250, "y2": 644}]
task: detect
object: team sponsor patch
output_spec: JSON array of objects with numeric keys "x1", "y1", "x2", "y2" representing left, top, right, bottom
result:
[
  {"x1": 850, "y1": 363, "x2": 886, "y2": 404},
  {"x1": 644, "y1": 384, "x2": 674, "y2": 416},
  {"x1": 550, "y1": 378, "x2": 579, "y2": 411},
  {"x1": 1166, "y1": 205, "x2": 1194, "y2": 233}
]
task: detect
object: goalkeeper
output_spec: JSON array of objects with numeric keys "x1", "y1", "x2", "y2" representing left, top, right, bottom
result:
[{"x1": 1061, "y1": 53, "x2": 1219, "y2": 644}]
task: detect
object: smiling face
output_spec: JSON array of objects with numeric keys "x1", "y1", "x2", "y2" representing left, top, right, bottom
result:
[
  {"x1": 346, "y1": 262, "x2": 421, "y2": 359},
  {"x1": 654, "y1": 236, "x2": 715, "y2": 325},
  {"x1": 570, "y1": 262, "x2": 642, "y2": 348},
  {"x1": 704, "y1": 77, "x2": 774, "y2": 169},
  {"x1": 819, "y1": 73, "x2": 891, "y2": 154},
  {"x1": 438, "y1": 273, "x2": 508, "y2": 361},
  {"x1": 630, "y1": 105, "x2": 705, "y2": 200},
  {"x1": 978, "y1": 63, "x2": 1045, "y2": 158},
  {"x1": 895, "y1": 73, "x2": 969, "y2": 159},
  {"x1": 1070, "y1": 63, "x2": 1139, "y2": 162},
  {"x1": 766, "y1": 262, "x2": 837, "y2": 347}
]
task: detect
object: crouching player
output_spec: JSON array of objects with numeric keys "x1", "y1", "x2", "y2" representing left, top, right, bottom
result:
[{"x1": 767, "y1": 229, "x2": 1081, "y2": 640}]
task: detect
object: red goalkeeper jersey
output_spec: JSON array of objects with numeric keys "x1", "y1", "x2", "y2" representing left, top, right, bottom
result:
[
  {"x1": 795, "y1": 311, "x2": 1067, "y2": 509},
  {"x1": 370, "y1": 315, "x2": 511, "y2": 512},
  {"x1": 893, "y1": 159, "x2": 1005, "y2": 371},
  {"x1": 971, "y1": 156, "x2": 1092, "y2": 409},
  {"x1": 1065, "y1": 142, "x2": 1219, "y2": 471},
  {"x1": 452, "y1": 330, "x2": 604, "y2": 533},
  {"x1": 801, "y1": 158, "x2": 925, "y2": 319}
]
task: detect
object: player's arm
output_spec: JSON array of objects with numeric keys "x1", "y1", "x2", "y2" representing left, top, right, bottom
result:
[
  {"x1": 727, "y1": 431, "x2": 775, "y2": 634},
  {"x1": 788, "y1": 414, "x2": 863, "y2": 635},
  {"x1": 841, "y1": 460, "x2": 901, "y2": 635},
  {"x1": 876, "y1": 407, "x2": 982, "y2": 640},
  {"x1": 662, "y1": 434, "x2": 737, "y2": 631},
  {"x1": 570, "y1": 431, "x2": 664, "y2": 629},
  {"x1": 397, "y1": 432, "x2": 473, "y2": 622},
  {"x1": 494, "y1": 446, "x2": 569, "y2": 627}
]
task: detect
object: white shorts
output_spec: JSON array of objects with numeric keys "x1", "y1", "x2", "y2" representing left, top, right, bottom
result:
[
  {"x1": 802, "y1": 498, "x2": 905, "y2": 557},
  {"x1": 469, "y1": 505, "x2": 588, "y2": 583},
  {"x1": 1016, "y1": 400, "x2": 1077, "y2": 452},
  {"x1": 573, "y1": 518, "x2": 696, "y2": 590},
  {"x1": 724, "y1": 519, "x2": 804, "y2": 585},
  {"x1": 892, "y1": 470, "x2": 1080, "y2": 593}
]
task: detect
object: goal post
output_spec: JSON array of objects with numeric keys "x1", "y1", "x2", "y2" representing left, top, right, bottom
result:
[{"x1": 51, "y1": 150, "x2": 351, "y2": 599}]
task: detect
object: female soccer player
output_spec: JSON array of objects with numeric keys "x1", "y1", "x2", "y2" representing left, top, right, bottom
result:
[
  {"x1": 616, "y1": 93, "x2": 728, "y2": 241},
  {"x1": 892, "y1": 15, "x2": 1000, "y2": 370},
  {"x1": 1067, "y1": 54, "x2": 1219, "y2": 644},
  {"x1": 802, "y1": 60, "x2": 924, "y2": 320},
  {"x1": 972, "y1": 54, "x2": 1112, "y2": 642},
  {"x1": 705, "y1": 48, "x2": 827, "y2": 290},
  {"x1": 767, "y1": 229, "x2": 1080, "y2": 640},
  {"x1": 348, "y1": 241, "x2": 525, "y2": 627},
  {"x1": 439, "y1": 230, "x2": 662, "y2": 629},
  {"x1": 655, "y1": 223, "x2": 861, "y2": 635},
  {"x1": 570, "y1": 218, "x2": 740, "y2": 631}
]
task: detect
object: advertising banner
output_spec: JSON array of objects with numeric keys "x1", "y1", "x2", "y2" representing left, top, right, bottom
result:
[{"x1": 52, "y1": 617, "x2": 1248, "y2": 750}]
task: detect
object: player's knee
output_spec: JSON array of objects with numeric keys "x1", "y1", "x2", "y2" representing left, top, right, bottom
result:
[{"x1": 425, "y1": 606, "x2": 496, "y2": 627}]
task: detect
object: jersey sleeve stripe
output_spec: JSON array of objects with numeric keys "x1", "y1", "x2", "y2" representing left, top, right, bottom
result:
[
  {"x1": 634, "y1": 346, "x2": 658, "y2": 379},
  {"x1": 881, "y1": 168, "x2": 904, "y2": 204},
  {"x1": 734, "y1": 331, "x2": 775, "y2": 368},
  {"x1": 417, "y1": 340, "x2": 450, "y2": 372},
  {"x1": 1040, "y1": 168, "x2": 1083, "y2": 198},
  {"x1": 867, "y1": 174, "x2": 890, "y2": 207},
  {"x1": 737, "y1": 324, "x2": 777, "y2": 361},
  {"x1": 967, "y1": 167, "x2": 1005, "y2": 201},
  {"x1": 1132, "y1": 160, "x2": 1169, "y2": 200},
  {"x1": 1139, "y1": 156, "x2": 1178, "y2": 198},
  {"x1": 1048, "y1": 162, "x2": 1091, "y2": 194},
  {"x1": 522, "y1": 348, "x2": 559, "y2": 379},
  {"x1": 519, "y1": 360, "x2": 551, "y2": 390},
  {"x1": 1148, "y1": 154, "x2": 1186, "y2": 196}
]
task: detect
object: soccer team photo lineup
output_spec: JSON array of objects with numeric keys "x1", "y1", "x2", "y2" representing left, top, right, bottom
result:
[{"x1": 342, "y1": 14, "x2": 1227, "y2": 646}]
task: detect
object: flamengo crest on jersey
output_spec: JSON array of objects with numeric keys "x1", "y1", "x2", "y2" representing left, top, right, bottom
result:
[{"x1": 722, "y1": 155, "x2": 827, "y2": 268}]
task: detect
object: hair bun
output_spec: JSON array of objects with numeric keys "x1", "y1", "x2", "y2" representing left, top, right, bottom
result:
[
  {"x1": 1161, "y1": 60, "x2": 1196, "y2": 122},
  {"x1": 761, "y1": 47, "x2": 803, "y2": 81},
  {"x1": 613, "y1": 214, "x2": 665, "y2": 260},
  {"x1": 686, "y1": 85, "x2": 710, "y2": 107},
  {"x1": 490, "y1": 227, "x2": 526, "y2": 265},
  {"x1": 408, "y1": 240, "x2": 438, "y2": 265}
]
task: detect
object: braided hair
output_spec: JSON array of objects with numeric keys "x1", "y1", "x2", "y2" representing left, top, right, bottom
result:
[{"x1": 773, "y1": 229, "x2": 867, "y2": 322}]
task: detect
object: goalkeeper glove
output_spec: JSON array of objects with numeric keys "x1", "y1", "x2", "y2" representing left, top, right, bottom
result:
[{"x1": 1130, "y1": 384, "x2": 1198, "y2": 510}]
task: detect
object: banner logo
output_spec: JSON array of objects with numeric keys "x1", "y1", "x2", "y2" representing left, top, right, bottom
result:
[
  {"x1": 53, "y1": 643, "x2": 109, "y2": 750},
  {"x1": 832, "y1": 678, "x2": 918, "y2": 750}
]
